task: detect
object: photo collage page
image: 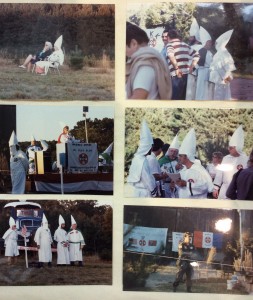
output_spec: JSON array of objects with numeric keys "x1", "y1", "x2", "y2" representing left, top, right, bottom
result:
[{"x1": 0, "y1": 1, "x2": 253, "y2": 300}]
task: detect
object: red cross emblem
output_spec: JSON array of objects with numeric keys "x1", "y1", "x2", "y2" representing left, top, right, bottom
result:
[
  {"x1": 188, "y1": 179, "x2": 194, "y2": 183},
  {"x1": 79, "y1": 153, "x2": 88, "y2": 165}
]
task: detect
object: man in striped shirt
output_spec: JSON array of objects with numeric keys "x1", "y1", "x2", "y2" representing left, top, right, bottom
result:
[{"x1": 166, "y1": 29, "x2": 200, "y2": 100}]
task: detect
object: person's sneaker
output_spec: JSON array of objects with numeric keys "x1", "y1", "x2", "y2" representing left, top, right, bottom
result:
[{"x1": 19, "y1": 65, "x2": 26, "y2": 69}]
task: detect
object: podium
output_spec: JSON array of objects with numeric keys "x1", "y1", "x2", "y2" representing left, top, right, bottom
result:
[{"x1": 35, "y1": 151, "x2": 51, "y2": 174}]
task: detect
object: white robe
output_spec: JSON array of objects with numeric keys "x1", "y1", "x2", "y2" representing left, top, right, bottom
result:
[
  {"x1": 67, "y1": 229, "x2": 85, "y2": 262},
  {"x1": 209, "y1": 49, "x2": 236, "y2": 100},
  {"x1": 34, "y1": 227, "x2": 53, "y2": 262},
  {"x1": 54, "y1": 227, "x2": 70, "y2": 265},
  {"x1": 127, "y1": 157, "x2": 157, "y2": 198},
  {"x1": 213, "y1": 153, "x2": 248, "y2": 199},
  {"x1": 10, "y1": 150, "x2": 29, "y2": 194},
  {"x1": 195, "y1": 51, "x2": 213, "y2": 100},
  {"x1": 178, "y1": 163, "x2": 210, "y2": 198},
  {"x1": 2, "y1": 229, "x2": 19, "y2": 257}
]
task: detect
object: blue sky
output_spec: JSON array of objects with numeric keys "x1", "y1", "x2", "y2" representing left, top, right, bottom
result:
[{"x1": 16, "y1": 104, "x2": 114, "y2": 142}]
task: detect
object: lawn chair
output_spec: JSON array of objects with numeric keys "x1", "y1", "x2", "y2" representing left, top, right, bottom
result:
[{"x1": 33, "y1": 35, "x2": 64, "y2": 75}]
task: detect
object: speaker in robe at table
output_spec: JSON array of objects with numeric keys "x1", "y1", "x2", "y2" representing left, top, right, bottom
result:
[{"x1": 35, "y1": 151, "x2": 52, "y2": 174}]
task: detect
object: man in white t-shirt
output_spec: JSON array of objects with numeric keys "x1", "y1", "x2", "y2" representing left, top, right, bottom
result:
[{"x1": 126, "y1": 22, "x2": 172, "y2": 100}]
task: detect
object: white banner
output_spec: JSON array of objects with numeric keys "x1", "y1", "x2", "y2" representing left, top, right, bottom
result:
[
  {"x1": 124, "y1": 224, "x2": 168, "y2": 254},
  {"x1": 172, "y1": 232, "x2": 184, "y2": 252},
  {"x1": 67, "y1": 143, "x2": 98, "y2": 173},
  {"x1": 145, "y1": 26, "x2": 164, "y2": 51},
  {"x1": 202, "y1": 232, "x2": 213, "y2": 248}
]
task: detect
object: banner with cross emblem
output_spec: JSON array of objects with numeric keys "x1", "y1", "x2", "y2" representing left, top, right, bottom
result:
[{"x1": 67, "y1": 143, "x2": 98, "y2": 173}]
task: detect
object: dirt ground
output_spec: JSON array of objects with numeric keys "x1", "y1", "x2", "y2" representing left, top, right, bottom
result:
[
  {"x1": 143, "y1": 265, "x2": 249, "y2": 294},
  {"x1": 231, "y1": 77, "x2": 253, "y2": 101}
]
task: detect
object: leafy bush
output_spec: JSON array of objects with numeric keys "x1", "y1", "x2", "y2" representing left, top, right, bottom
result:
[{"x1": 69, "y1": 47, "x2": 84, "y2": 70}]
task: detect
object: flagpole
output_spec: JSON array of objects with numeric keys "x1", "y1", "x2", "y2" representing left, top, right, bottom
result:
[{"x1": 24, "y1": 235, "x2": 28, "y2": 268}]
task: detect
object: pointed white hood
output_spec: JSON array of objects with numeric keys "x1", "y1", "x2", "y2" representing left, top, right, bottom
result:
[
  {"x1": 31, "y1": 135, "x2": 36, "y2": 142},
  {"x1": 71, "y1": 215, "x2": 77, "y2": 225},
  {"x1": 169, "y1": 134, "x2": 180, "y2": 150},
  {"x1": 178, "y1": 128, "x2": 196, "y2": 162},
  {"x1": 9, "y1": 217, "x2": 16, "y2": 227},
  {"x1": 215, "y1": 29, "x2": 233, "y2": 51},
  {"x1": 189, "y1": 18, "x2": 200, "y2": 42},
  {"x1": 9, "y1": 131, "x2": 19, "y2": 147},
  {"x1": 199, "y1": 26, "x2": 212, "y2": 46},
  {"x1": 54, "y1": 35, "x2": 63, "y2": 50},
  {"x1": 136, "y1": 120, "x2": 153, "y2": 156},
  {"x1": 42, "y1": 213, "x2": 49, "y2": 229},
  {"x1": 58, "y1": 214, "x2": 65, "y2": 227},
  {"x1": 229, "y1": 125, "x2": 244, "y2": 154}
]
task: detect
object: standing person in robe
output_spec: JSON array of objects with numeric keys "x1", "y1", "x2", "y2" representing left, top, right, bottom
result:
[
  {"x1": 126, "y1": 22, "x2": 172, "y2": 100},
  {"x1": 209, "y1": 29, "x2": 236, "y2": 100},
  {"x1": 68, "y1": 215, "x2": 85, "y2": 267},
  {"x1": 9, "y1": 131, "x2": 29, "y2": 194},
  {"x1": 34, "y1": 214, "x2": 53, "y2": 268},
  {"x1": 127, "y1": 120, "x2": 158, "y2": 197},
  {"x1": 226, "y1": 150, "x2": 253, "y2": 200},
  {"x1": 2, "y1": 217, "x2": 19, "y2": 265},
  {"x1": 146, "y1": 138, "x2": 168, "y2": 197},
  {"x1": 176, "y1": 128, "x2": 213, "y2": 198},
  {"x1": 195, "y1": 27, "x2": 213, "y2": 100},
  {"x1": 213, "y1": 125, "x2": 249, "y2": 199},
  {"x1": 26, "y1": 135, "x2": 48, "y2": 174},
  {"x1": 54, "y1": 215, "x2": 70, "y2": 266},
  {"x1": 159, "y1": 134, "x2": 182, "y2": 198}
]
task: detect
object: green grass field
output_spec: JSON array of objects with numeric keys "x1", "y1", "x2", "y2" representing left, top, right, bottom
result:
[{"x1": 0, "y1": 60, "x2": 114, "y2": 101}]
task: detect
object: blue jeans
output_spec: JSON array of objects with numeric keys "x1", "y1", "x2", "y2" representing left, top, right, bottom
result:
[{"x1": 171, "y1": 74, "x2": 188, "y2": 100}]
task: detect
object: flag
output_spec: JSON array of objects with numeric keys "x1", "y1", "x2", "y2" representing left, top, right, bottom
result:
[
  {"x1": 193, "y1": 231, "x2": 203, "y2": 248},
  {"x1": 21, "y1": 225, "x2": 27, "y2": 237},
  {"x1": 124, "y1": 224, "x2": 168, "y2": 254},
  {"x1": 194, "y1": 231, "x2": 214, "y2": 248},
  {"x1": 202, "y1": 232, "x2": 213, "y2": 248},
  {"x1": 213, "y1": 233, "x2": 223, "y2": 249},
  {"x1": 172, "y1": 232, "x2": 184, "y2": 252}
]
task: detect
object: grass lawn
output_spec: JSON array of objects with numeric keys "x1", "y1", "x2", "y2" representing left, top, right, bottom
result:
[
  {"x1": 0, "y1": 255, "x2": 112, "y2": 286},
  {"x1": 0, "y1": 61, "x2": 114, "y2": 101}
]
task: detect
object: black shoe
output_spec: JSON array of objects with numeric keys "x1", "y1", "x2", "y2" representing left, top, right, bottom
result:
[
  {"x1": 48, "y1": 262, "x2": 52, "y2": 267},
  {"x1": 78, "y1": 261, "x2": 84, "y2": 267},
  {"x1": 70, "y1": 262, "x2": 75, "y2": 266}
]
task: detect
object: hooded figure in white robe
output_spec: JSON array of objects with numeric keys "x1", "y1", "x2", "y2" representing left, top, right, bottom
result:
[
  {"x1": 177, "y1": 129, "x2": 213, "y2": 198},
  {"x1": 209, "y1": 29, "x2": 236, "y2": 100},
  {"x1": 2, "y1": 217, "x2": 19, "y2": 264},
  {"x1": 34, "y1": 214, "x2": 53, "y2": 267},
  {"x1": 26, "y1": 135, "x2": 48, "y2": 174},
  {"x1": 127, "y1": 120, "x2": 157, "y2": 197},
  {"x1": 213, "y1": 125, "x2": 248, "y2": 199},
  {"x1": 9, "y1": 131, "x2": 29, "y2": 194},
  {"x1": 54, "y1": 215, "x2": 70, "y2": 265},
  {"x1": 195, "y1": 26, "x2": 213, "y2": 100},
  {"x1": 67, "y1": 215, "x2": 85, "y2": 266}
]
